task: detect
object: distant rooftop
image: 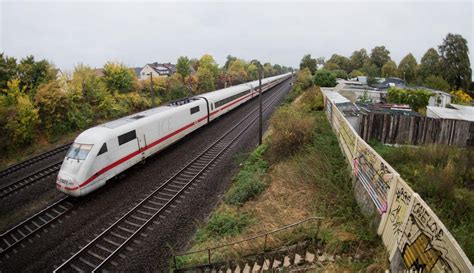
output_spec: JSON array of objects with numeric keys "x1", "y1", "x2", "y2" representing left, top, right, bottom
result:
[{"x1": 427, "y1": 104, "x2": 474, "y2": 122}]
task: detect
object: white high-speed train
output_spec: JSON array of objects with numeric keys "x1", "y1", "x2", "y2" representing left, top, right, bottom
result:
[{"x1": 56, "y1": 73, "x2": 291, "y2": 197}]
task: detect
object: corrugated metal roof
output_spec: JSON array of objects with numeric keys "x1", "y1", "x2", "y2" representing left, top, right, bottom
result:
[
  {"x1": 427, "y1": 105, "x2": 474, "y2": 121},
  {"x1": 321, "y1": 89, "x2": 350, "y2": 104}
]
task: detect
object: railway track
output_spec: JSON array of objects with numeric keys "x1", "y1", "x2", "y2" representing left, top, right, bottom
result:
[
  {"x1": 53, "y1": 81, "x2": 289, "y2": 272},
  {"x1": 0, "y1": 161, "x2": 63, "y2": 199},
  {"x1": 0, "y1": 196, "x2": 74, "y2": 256},
  {"x1": 0, "y1": 143, "x2": 71, "y2": 180}
]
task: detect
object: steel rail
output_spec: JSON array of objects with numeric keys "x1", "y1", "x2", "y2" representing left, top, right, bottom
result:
[
  {"x1": 0, "y1": 143, "x2": 71, "y2": 179},
  {"x1": 0, "y1": 161, "x2": 63, "y2": 199},
  {"x1": 0, "y1": 196, "x2": 74, "y2": 256}
]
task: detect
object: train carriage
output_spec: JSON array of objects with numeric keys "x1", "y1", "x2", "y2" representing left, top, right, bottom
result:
[{"x1": 56, "y1": 73, "x2": 290, "y2": 197}]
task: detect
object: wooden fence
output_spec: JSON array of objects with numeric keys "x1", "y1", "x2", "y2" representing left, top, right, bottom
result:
[{"x1": 360, "y1": 113, "x2": 474, "y2": 146}]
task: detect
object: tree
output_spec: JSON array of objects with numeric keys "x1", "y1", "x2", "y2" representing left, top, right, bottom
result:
[
  {"x1": 324, "y1": 62, "x2": 340, "y2": 71},
  {"x1": 398, "y1": 53, "x2": 418, "y2": 83},
  {"x1": 17, "y1": 55, "x2": 53, "y2": 96},
  {"x1": 299, "y1": 54, "x2": 317, "y2": 74},
  {"x1": 102, "y1": 62, "x2": 136, "y2": 93},
  {"x1": 1, "y1": 79, "x2": 39, "y2": 147},
  {"x1": 418, "y1": 48, "x2": 441, "y2": 81},
  {"x1": 228, "y1": 59, "x2": 248, "y2": 84},
  {"x1": 349, "y1": 69, "x2": 365, "y2": 78},
  {"x1": 439, "y1": 33, "x2": 472, "y2": 90},
  {"x1": 370, "y1": 46, "x2": 391, "y2": 72},
  {"x1": 224, "y1": 55, "x2": 237, "y2": 70},
  {"x1": 0, "y1": 53, "x2": 18, "y2": 90},
  {"x1": 350, "y1": 49, "x2": 369, "y2": 71},
  {"x1": 332, "y1": 69, "x2": 348, "y2": 80},
  {"x1": 165, "y1": 73, "x2": 188, "y2": 101},
  {"x1": 189, "y1": 58, "x2": 200, "y2": 71},
  {"x1": 263, "y1": 63, "x2": 275, "y2": 77},
  {"x1": 176, "y1": 56, "x2": 191, "y2": 79},
  {"x1": 35, "y1": 80, "x2": 70, "y2": 136},
  {"x1": 294, "y1": 68, "x2": 313, "y2": 89},
  {"x1": 381, "y1": 60, "x2": 398, "y2": 78},
  {"x1": 273, "y1": 64, "x2": 282, "y2": 75},
  {"x1": 316, "y1": 57, "x2": 325, "y2": 67},
  {"x1": 198, "y1": 54, "x2": 219, "y2": 78},
  {"x1": 246, "y1": 63, "x2": 258, "y2": 81},
  {"x1": 362, "y1": 61, "x2": 379, "y2": 78},
  {"x1": 424, "y1": 75, "x2": 450, "y2": 92},
  {"x1": 197, "y1": 67, "x2": 215, "y2": 94},
  {"x1": 313, "y1": 69, "x2": 337, "y2": 87},
  {"x1": 326, "y1": 54, "x2": 352, "y2": 73}
]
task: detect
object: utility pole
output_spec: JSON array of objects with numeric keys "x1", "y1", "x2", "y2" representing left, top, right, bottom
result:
[
  {"x1": 258, "y1": 65, "x2": 263, "y2": 146},
  {"x1": 148, "y1": 73, "x2": 155, "y2": 107}
]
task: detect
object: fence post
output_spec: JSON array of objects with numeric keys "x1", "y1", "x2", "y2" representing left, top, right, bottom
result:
[{"x1": 208, "y1": 249, "x2": 211, "y2": 265}]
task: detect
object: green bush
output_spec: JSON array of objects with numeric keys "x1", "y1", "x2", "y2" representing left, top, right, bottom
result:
[
  {"x1": 298, "y1": 86, "x2": 324, "y2": 112},
  {"x1": 387, "y1": 87, "x2": 432, "y2": 112},
  {"x1": 269, "y1": 106, "x2": 315, "y2": 159},
  {"x1": 224, "y1": 144, "x2": 268, "y2": 206},
  {"x1": 313, "y1": 69, "x2": 337, "y2": 87},
  {"x1": 332, "y1": 69, "x2": 348, "y2": 80},
  {"x1": 424, "y1": 75, "x2": 451, "y2": 92}
]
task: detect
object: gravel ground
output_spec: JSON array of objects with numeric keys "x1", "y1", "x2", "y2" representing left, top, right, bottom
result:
[{"x1": 0, "y1": 80, "x2": 291, "y2": 273}]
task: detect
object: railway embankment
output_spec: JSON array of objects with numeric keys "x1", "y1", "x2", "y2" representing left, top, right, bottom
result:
[{"x1": 176, "y1": 85, "x2": 387, "y2": 271}]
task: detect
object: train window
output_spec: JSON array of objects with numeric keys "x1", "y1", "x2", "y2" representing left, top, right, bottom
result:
[
  {"x1": 215, "y1": 90, "x2": 251, "y2": 108},
  {"x1": 66, "y1": 143, "x2": 93, "y2": 160},
  {"x1": 98, "y1": 143, "x2": 108, "y2": 156},
  {"x1": 190, "y1": 106, "x2": 200, "y2": 115},
  {"x1": 118, "y1": 130, "x2": 137, "y2": 145}
]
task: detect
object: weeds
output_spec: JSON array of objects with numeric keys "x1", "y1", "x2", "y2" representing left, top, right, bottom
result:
[
  {"x1": 224, "y1": 144, "x2": 268, "y2": 206},
  {"x1": 195, "y1": 207, "x2": 253, "y2": 243}
]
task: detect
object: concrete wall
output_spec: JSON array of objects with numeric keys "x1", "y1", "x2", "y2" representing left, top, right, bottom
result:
[{"x1": 323, "y1": 95, "x2": 473, "y2": 272}]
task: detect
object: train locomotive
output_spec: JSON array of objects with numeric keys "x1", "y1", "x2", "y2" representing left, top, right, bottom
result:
[{"x1": 56, "y1": 73, "x2": 291, "y2": 197}]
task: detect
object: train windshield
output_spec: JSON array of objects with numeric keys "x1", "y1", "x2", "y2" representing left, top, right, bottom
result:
[{"x1": 66, "y1": 143, "x2": 94, "y2": 160}]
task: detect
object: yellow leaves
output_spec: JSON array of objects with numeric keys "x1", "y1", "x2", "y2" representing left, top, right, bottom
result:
[
  {"x1": 450, "y1": 90, "x2": 472, "y2": 105},
  {"x1": 5, "y1": 92, "x2": 39, "y2": 145}
]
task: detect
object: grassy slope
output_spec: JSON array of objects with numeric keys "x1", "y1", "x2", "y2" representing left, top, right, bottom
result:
[{"x1": 177, "y1": 89, "x2": 387, "y2": 271}]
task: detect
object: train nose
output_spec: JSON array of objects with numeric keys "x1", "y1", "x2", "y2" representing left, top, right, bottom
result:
[{"x1": 56, "y1": 174, "x2": 81, "y2": 197}]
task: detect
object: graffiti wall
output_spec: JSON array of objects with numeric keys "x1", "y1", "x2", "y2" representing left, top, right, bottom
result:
[{"x1": 322, "y1": 90, "x2": 472, "y2": 271}]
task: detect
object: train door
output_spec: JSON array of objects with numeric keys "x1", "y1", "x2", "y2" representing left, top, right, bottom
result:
[{"x1": 136, "y1": 128, "x2": 147, "y2": 160}]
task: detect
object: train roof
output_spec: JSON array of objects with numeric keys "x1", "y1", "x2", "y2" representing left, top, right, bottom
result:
[{"x1": 99, "y1": 106, "x2": 174, "y2": 129}]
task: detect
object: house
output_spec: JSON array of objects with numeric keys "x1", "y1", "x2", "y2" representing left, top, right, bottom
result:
[
  {"x1": 139, "y1": 62, "x2": 177, "y2": 80},
  {"x1": 132, "y1": 67, "x2": 142, "y2": 78}
]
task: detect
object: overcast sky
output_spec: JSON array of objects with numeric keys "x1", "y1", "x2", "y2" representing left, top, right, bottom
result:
[{"x1": 1, "y1": 0, "x2": 473, "y2": 75}]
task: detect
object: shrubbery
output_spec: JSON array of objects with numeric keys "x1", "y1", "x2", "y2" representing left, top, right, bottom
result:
[
  {"x1": 386, "y1": 87, "x2": 432, "y2": 112},
  {"x1": 269, "y1": 105, "x2": 315, "y2": 159},
  {"x1": 313, "y1": 69, "x2": 337, "y2": 87},
  {"x1": 297, "y1": 86, "x2": 324, "y2": 112}
]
